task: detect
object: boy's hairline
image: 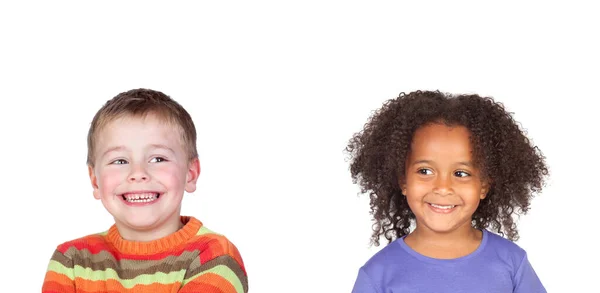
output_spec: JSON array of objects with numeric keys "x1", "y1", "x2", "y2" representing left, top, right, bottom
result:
[{"x1": 87, "y1": 111, "x2": 198, "y2": 167}]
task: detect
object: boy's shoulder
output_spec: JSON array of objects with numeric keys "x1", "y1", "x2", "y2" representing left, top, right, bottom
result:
[
  {"x1": 52, "y1": 217, "x2": 244, "y2": 264},
  {"x1": 54, "y1": 230, "x2": 111, "y2": 256},
  {"x1": 188, "y1": 222, "x2": 245, "y2": 265}
]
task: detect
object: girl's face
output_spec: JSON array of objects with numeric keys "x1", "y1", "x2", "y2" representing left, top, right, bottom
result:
[{"x1": 402, "y1": 123, "x2": 489, "y2": 236}]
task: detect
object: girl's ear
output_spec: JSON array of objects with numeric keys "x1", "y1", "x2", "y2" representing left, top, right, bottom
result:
[
  {"x1": 399, "y1": 177, "x2": 407, "y2": 196},
  {"x1": 480, "y1": 180, "x2": 491, "y2": 199}
]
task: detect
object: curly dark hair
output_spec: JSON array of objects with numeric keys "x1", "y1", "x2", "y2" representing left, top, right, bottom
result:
[{"x1": 346, "y1": 90, "x2": 548, "y2": 246}]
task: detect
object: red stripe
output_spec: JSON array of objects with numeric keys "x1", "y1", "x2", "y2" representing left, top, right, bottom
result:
[{"x1": 58, "y1": 234, "x2": 241, "y2": 263}]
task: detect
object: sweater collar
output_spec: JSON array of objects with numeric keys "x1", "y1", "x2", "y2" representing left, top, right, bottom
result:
[{"x1": 107, "y1": 216, "x2": 202, "y2": 254}]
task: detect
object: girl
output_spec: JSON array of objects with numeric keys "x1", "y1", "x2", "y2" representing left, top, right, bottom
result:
[{"x1": 347, "y1": 91, "x2": 548, "y2": 293}]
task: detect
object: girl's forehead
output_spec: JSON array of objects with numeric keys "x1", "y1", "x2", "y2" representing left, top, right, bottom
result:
[{"x1": 410, "y1": 123, "x2": 473, "y2": 157}]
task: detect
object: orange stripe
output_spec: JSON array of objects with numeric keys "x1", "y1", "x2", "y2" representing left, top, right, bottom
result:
[
  {"x1": 179, "y1": 272, "x2": 236, "y2": 293},
  {"x1": 74, "y1": 277, "x2": 182, "y2": 293},
  {"x1": 42, "y1": 281, "x2": 75, "y2": 293},
  {"x1": 179, "y1": 282, "x2": 228, "y2": 293},
  {"x1": 42, "y1": 271, "x2": 74, "y2": 291}
]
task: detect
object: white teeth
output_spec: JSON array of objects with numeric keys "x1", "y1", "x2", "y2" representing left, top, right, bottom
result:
[
  {"x1": 430, "y1": 203, "x2": 455, "y2": 209},
  {"x1": 123, "y1": 193, "x2": 159, "y2": 203}
]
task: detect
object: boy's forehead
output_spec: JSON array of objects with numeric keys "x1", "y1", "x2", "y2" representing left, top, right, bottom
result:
[
  {"x1": 102, "y1": 113, "x2": 181, "y2": 132},
  {"x1": 95, "y1": 114, "x2": 184, "y2": 148}
]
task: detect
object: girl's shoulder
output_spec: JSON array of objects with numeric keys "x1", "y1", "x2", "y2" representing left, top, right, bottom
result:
[
  {"x1": 483, "y1": 229, "x2": 527, "y2": 259},
  {"x1": 360, "y1": 230, "x2": 529, "y2": 272}
]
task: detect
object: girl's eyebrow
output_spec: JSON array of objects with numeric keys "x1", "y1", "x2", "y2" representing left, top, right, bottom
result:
[
  {"x1": 411, "y1": 159, "x2": 473, "y2": 167},
  {"x1": 412, "y1": 159, "x2": 433, "y2": 165}
]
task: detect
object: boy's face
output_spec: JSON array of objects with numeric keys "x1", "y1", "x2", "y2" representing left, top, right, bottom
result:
[
  {"x1": 88, "y1": 114, "x2": 200, "y2": 238},
  {"x1": 402, "y1": 123, "x2": 488, "y2": 236}
]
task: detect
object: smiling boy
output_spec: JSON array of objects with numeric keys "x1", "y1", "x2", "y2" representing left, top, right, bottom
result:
[{"x1": 42, "y1": 89, "x2": 248, "y2": 293}]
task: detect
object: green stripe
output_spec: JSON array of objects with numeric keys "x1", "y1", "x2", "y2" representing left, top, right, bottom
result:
[
  {"x1": 183, "y1": 265, "x2": 243, "y2": 293},
  {"x1": 72, "y1": 265, "x2": 186, "y2": 288},
  {"x1": 196, "y1": 226, "x2": 219, "y2": 236},
  {"x1": 47, "y1": 260, "x2": 75, "y2": 280}
]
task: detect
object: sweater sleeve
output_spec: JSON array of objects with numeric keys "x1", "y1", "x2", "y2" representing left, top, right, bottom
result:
[
  {"x1": 178, "y1": 255, "x2": 247, "y2": 293},
  {"x1": 178, "y1": 238, "x2": 248, "y2": 293},
  {"x1": 42, "y1": 249, "x2": 76, "y2": 293}
]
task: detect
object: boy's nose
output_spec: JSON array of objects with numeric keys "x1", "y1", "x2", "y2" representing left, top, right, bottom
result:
[{"x1": 128, "y1": 165, "x2": 149, "y2": 182}]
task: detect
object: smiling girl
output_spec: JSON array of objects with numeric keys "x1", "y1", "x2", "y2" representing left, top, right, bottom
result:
[{"x1": 347, "y1": 90, "x2": 548, "y2": 293}]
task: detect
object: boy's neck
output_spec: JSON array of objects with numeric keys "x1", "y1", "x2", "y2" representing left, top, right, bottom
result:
[{"x1": 115, "y1": 216, "x2": 184, "y2": 242}]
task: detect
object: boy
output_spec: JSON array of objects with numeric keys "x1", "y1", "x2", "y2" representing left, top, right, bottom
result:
[{"x1": 42, "y1": 89, "x2": 248, "y2": 293}]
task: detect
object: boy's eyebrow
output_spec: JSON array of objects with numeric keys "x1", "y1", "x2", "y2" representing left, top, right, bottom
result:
[
  {"x1": 101, "y1": 146, "x2": 126, "y2": 158},
  {"x1": 100, "y1": 144, "x2": 175, "y2": 158},
  {"x1": 148, "y1": 144, "x2": 176, "y2": 154}
]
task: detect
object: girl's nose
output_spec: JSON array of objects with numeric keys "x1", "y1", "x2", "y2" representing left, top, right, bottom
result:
[{"x1": 433, "y1": 174, "x2": 453, "y2": 196}]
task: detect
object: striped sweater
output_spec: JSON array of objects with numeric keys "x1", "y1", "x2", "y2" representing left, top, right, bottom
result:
[{"x1": 42, "y1": 216, "x2": 248, "y2": 293}]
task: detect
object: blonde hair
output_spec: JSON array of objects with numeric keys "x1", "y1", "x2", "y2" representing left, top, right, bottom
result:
[{"x1": 87, "y1": 89, "x2": 197, "y2": 166}]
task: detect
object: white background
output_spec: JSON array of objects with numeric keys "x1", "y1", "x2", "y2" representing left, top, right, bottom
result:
[{"x1": 1, "y1": 1, "x2": 598, "y2": 292}]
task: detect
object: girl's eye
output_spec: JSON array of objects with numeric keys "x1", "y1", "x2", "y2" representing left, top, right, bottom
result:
[
  {"x1": 454, "y1": 170, "x2": 471, "y2": 178},
  {"x1": 150, "y1": 157, "x2": 166, "y2": 163},
  {"x1": 417, "y1": 168, "x2": 433, "y2": 175},
  {"x1": 111, "y1": 159, "x2": 128, "y2": 165}
]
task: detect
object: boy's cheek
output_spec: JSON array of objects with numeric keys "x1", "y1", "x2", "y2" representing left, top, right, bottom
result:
[
  {"x1": 96, "y1": 168, "x2": 127, "y2": 188},
  {"x1": 97, "y1": 165, "x2": 185, "y2": 187},
  {"x1": 150, "y1": 164, "x2": 185, "y2": 177},
  {"x1": 152, "y1": 169, "x2": 187, "y2": 186}
]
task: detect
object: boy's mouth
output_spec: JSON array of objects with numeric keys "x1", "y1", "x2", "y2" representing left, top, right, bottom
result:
[{"x1": 121, "y1": 192, "x2": 161, "y2": 203}]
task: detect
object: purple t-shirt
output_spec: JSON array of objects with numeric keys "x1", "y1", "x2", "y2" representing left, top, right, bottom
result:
[{"x1": 351, "y1": 229, "x2": 546, "y2": 293}]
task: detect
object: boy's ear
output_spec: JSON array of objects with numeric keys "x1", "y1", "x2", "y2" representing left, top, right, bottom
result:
[
  {"x1": 88, "y1": 165, "x2": 101, "y2": 200},
  {"x1": 185, "y1": 158, "x2": 201, "y2": 193}
]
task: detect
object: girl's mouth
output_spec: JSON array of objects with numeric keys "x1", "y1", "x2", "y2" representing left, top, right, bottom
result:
[
  {"x1": 427, "y1": 203, "x2": 458, "y2": 213},
  {"x1": 428, "y1": 203, "x2": 456, "y2": 209}
]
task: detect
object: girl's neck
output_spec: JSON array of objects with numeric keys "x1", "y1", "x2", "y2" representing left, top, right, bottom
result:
[{"x1": 404, "y1": 224, "x2": 483, "y2": 259}]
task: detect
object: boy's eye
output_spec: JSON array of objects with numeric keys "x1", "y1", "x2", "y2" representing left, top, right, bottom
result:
[
  {"x1": 111, "y1": 159, "x2": 128, "y2": 165},
  {"x1": 150, "y1": 157, "x2": 166, "y2": 163},
  {"x1": 454, "y1": 170, "x2": 471, "y2": 178},
  {"x1": 417, "y1": 168, "x2": 433, "y2": 175}
]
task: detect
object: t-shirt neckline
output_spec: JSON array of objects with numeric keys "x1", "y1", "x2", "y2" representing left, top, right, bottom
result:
[{"x1": 397, "y1": 229, "x2": 489, "y2": 265}]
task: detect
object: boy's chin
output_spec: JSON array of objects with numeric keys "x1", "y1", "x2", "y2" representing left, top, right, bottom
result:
[{"x1": 115, "y1": 213, "x2": 178, "y2": 232}]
